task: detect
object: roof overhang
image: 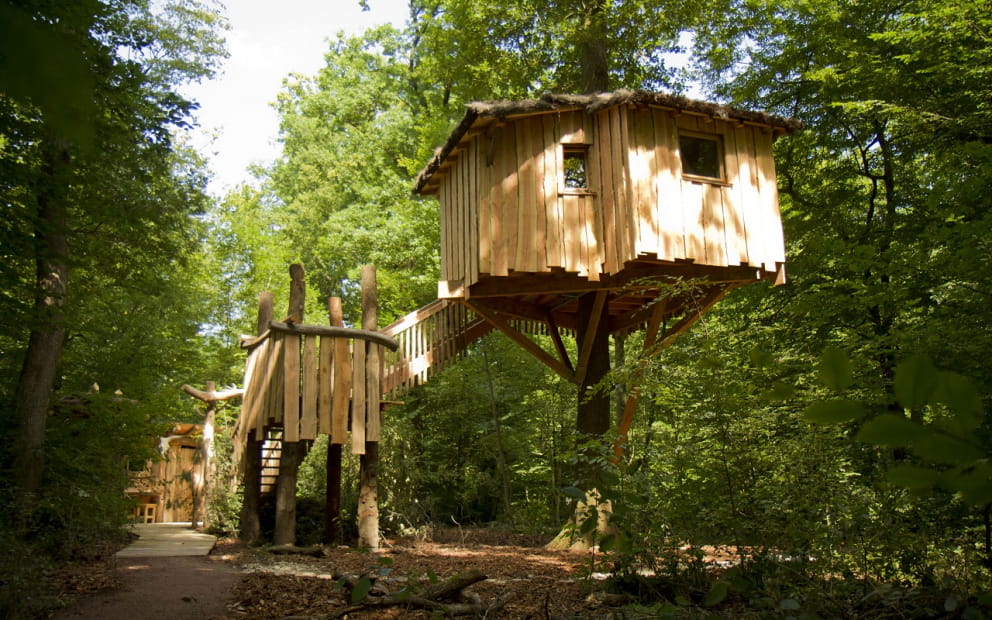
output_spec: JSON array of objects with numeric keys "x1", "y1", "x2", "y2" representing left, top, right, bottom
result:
[{"x1": 413, "y1": 90, "x2": 804, "y2": 195}]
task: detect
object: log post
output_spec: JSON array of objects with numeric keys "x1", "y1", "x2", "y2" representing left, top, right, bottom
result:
[
  {"x1": 325, "y1": 296, "x2": 344, "y2": 544},
  {"x1": 241, "y1": 291, "x2": 273, "y2": 544},
  {"x1": 357, "y1": 265, "x2": 380, "y2": 550},
  {"x1": 179, "y1": 380, "x2": 240, "y2": 530},
  {"x1": 274, "y1": 263, "x2": 307, "y2": 546}
]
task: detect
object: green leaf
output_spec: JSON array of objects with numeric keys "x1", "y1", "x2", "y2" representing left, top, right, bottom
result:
[
  {"x1": 855, "y1": 414, "x2": 923, "y2": 446},
  {"x1": 911, "y1": 432, "x2": 985, "y2": 466},
  {"x1": 780, "y1": 598, "x2": 801, "y2": 611},
  {"x1": 764, "y1": 381, "x2": 796, "y2": 401},
  {"x1": 561, "y1": 486, "x2": 586, "y2": 500},
  {"x1": 703, "y1": 581, "x2": 729, "y2": 607},
  {"x1": 886, "y1": 465, "x2": 941, "y2": 490},
  {"x1": 749, "y1": 346, "x2": 774, "y2": 368},
  {"x1": 351, "y1": 576, "x2": 372, "y2": 604},
  {"x1": 803, "y1": 399, "x2": 866, "y2": 424},
  {"x1": 818, "y1": 346, "x2": 853, "y2": 391},
  {"x1": 934, "y1": 372, "x2": 983, "y2": 431},
  {"x1": 894, "y1": 355, "x2": 939, "y2": 410},
  {"x1": 942, "y1": 467, "x2": 992, "y2": 505},
  {"x1": 599, "y1": 534, "x2": 617, "y2": 551}
]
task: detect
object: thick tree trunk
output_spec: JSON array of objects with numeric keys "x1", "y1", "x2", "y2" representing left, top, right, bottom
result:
[
  {"x1": 576, "y1": 292, "x2": 611, "y2": 441},
  {"x1": 13, "y1": 141, "x2": 70, "y2": 494},
  {"x1": 240, "y1": 291, "x2": 273, "y2": 544},
  {"x1": 547, "y1": 292, "x2": 613, "y2": 550},
  {"x1": 579, "y1": 0, "x2": 610, "y2": 93}
]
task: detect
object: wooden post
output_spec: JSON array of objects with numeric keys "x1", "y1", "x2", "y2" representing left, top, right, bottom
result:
[
  {"x1": 325, "y1": 297, "x2": 344, "y2": 544},
  {"x1": 179, "y1": 380, "x2": 242, "y2": 530},
  {"x1": 241, "y1": 291, "x2": 273, "y2": 544},
  {"x1": 357, "y1": 265, "x2": 380, "y2": 550},
  {"x1": 274, "y1": 264, "x2": 307, "y2": 546}
]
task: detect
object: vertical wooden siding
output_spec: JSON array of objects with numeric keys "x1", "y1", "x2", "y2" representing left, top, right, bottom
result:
[{"x1": 435, "y1": 105, "x2": 785, "y2": 292}]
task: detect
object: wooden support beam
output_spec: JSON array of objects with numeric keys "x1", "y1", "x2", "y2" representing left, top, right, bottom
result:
[
  {"x1": 267, "y1": 321, "x2": 399, "y2": 351},
  {"x1": 574, "y1": 291, "x2": 607, "y2": 386},
  {"x1": 545, "y1": 311, "x2": 574, "y2": 374},
  {"x1": 464, "y1": 300, "x2": 576, "y2": 383},
  {"x1": 358, "y1": 264, "x2": 380, "y2": 551},
  {"x1": 275, "y1": 263, "x2": 307, "y2": 546},
  {"x1": 612, "y1": 284, "x2": 737, "y2": 461},
  {"x1": 240, "y1": 290, "x2": 273, "y2": 545}
]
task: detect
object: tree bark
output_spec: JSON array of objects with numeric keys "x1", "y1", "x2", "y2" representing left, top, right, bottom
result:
[
  {"x1": 13, "y1": 139, "x2": 71, "y2": 494},
  {"x1": 357, "y1": 265, "x2": 380, "y2": 549},
  {"x1": 240, "y1": 291, "x2": 273, "y2": 544},
  {"x1": 325, "y1": 297, "x2": 345, "y2": 544},
  {"x1": 358, "y1": 442, "x2": 379, "y2": 549},
  {"x1": 274, "y1": 264, "x2": 307, "y2": 546},
  {"x1": 576, "y1": 292, "x2": 612, "y2": 441},
  {"x1": 579, "y1": 0, "x2": 610, "y2": 93}
]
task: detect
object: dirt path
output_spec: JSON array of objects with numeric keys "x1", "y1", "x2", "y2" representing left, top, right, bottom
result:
[
  {"x1": 51, "y1": 530, "x2": 601, "y2": 619},
  {"x1": 51, "y1": 555, "x2": 240, "y2": 620}
]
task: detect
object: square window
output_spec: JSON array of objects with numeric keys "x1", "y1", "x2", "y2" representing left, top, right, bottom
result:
[
  {"x1": 679, "y1": 133, "x2": 724, "y2": 181},
  {"x1": 563, "y1": 146, "x2": 588, "y2": 189}
]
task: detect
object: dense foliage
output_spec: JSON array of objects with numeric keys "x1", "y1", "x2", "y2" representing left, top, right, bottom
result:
[
  {"x1": 0, "y1": 1, "x2": 230, "y2": 617},
  {"x1": 1, "y1": 0, "x2": 989, "y2": 617}
]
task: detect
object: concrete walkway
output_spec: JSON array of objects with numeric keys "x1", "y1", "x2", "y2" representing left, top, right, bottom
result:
[{"x1": 115, "y1": 522, "x2": 218, "y2": 557}]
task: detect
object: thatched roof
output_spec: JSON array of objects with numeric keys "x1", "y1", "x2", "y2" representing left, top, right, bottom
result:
[{"x1": 413, "y1": 90, "x2": 803, "y2": 195}]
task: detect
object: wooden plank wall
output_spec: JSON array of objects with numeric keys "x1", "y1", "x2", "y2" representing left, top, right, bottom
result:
[
  {"x1": 435, "y1": 105, "x2": 786, "y2": 292},
  {"x1": 238, "y1": 330, "x2": 373, "y2": 456}
]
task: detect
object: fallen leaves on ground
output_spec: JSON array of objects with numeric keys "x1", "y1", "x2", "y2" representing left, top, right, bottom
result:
[{"x1": 226, "y1": 529, "x2": 603, "y2": 619}]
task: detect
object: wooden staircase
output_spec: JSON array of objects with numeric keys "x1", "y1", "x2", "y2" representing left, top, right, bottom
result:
[
  {"x1": 259, "y1": 431, "x2": 283, "y2": 494},
  {"x1": 380, "y1": 299, "x2": 494, "y2": 397}
]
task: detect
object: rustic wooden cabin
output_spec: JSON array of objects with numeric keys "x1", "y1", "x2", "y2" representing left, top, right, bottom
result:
[
  {"x1": 416, "y1": 90, "x2": 800, "y2": 304},
  {"x1": 126, "y1": 423, "x2": 201, "y2": 523}
]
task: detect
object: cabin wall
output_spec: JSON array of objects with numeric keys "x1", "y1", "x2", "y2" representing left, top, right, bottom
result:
[{"x1": 435, "y1": 105, "x2": 785, "y2": 296}]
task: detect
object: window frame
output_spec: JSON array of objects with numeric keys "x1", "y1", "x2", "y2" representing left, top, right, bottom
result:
[
  {"x1": 559, "y1": 143, "x2": 595, "y2": 195},
  {"x1": 678, "y1": 130, "x2": 729, "y2": 185}
]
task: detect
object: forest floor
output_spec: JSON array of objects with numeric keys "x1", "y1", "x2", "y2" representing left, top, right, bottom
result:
[{"x1": 49, "y1": 528, "x2": 613, "y2": 619}]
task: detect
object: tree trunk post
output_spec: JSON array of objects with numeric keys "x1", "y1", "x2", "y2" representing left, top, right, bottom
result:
[
  {"x1": 546, "y1": 291, "x2": 614, "y2": 550},
  {"x1": 325, "y1": 297, "x2": 345, "y2": 544},
  {"x1": 201, "y1": 384, "x2": 216, "y2": 530},
  {"x1": 274, "y1": 264, "x2": 307, "y2": 546},
  {"x1": 357, "y1": 265, "x2": 380, "y2": 550},
  {"x1": 240, "y1": 291, "x2": 273, "y2": 544},
  {"x1": 13, "y1": 140, "x2": 71, "y2": 495}
]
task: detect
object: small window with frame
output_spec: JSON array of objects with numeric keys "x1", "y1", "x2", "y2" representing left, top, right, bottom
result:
[
  {"x1": 560, "y1": 144, "x2": 593, "y2": 194},
  {"x1": 679, "y1": 132, "x2": 725, "y2": 183}
]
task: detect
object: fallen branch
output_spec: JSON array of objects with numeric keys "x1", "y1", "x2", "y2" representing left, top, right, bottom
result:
[
  {"x1": 267, "y1": 544, "x2": 327, "y2": 558},
  {"x1": 180, "y1": 384, "x2": 244, "y2": 403},
  {"x1": 326, "y1": 570, "x2": 507, "y2": 619}
]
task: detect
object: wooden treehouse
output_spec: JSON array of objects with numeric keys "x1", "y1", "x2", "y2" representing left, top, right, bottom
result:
[
  {"x1": 229, "y1": 91, "x2": 798, "y2": 548},
  {"x1": 384, "y1": 90, "x2": 800, "y2": 453}
]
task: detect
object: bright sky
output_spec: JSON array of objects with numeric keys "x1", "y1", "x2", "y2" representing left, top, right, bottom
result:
[{"x1": 183, "y1": 0, "x2": 409, "y2": 195}]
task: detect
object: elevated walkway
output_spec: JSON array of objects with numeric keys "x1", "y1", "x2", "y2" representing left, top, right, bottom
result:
[{"x1": 115, "y1": 523, "x2": 218, "y2": 557}]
